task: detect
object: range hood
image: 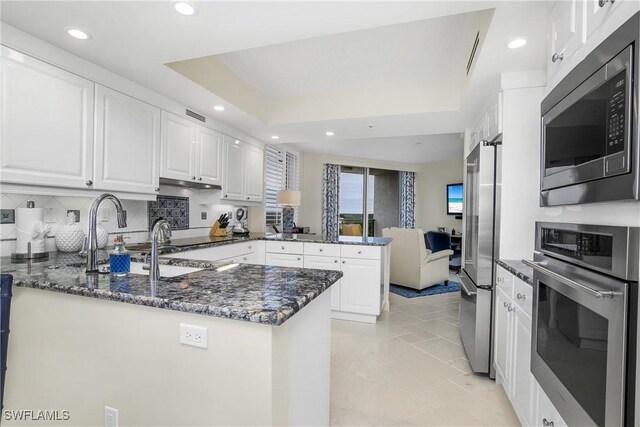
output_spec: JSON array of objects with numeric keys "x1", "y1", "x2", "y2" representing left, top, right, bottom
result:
[{"x1": 159, "y1": 178, "x2": 222, "y2": 190}]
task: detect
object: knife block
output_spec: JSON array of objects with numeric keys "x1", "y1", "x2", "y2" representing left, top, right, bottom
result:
[{"x1": 210, "y1": 221, "x2": 227, "y2": 238}]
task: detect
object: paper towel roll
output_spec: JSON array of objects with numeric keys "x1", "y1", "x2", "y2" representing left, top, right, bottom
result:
[{"x1": 15, "y1": 207, "x2": 45, "y2": 255}]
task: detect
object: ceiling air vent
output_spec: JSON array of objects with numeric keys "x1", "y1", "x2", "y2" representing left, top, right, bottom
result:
[
  {"x1": 466, "y1": 31, "x2": 480, "y2": 75},
  {"x1": 186, "y1": 109, "x2": 206, "y2": 123}
]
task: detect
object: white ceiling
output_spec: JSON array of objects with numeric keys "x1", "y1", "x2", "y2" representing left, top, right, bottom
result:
[
  {"x1": 215, "y1": 13, "x2": 480, "y2": 99},
  {"x1": 0, "y1": 1, "x2": 547, "y2": 164},
  {"x1": 293, "y1": 133, "x2": 464, "y2": 165}
]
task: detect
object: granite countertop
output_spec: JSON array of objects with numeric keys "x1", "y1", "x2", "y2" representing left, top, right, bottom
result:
[
  {"x1": 496, "y1": 259, "x2": 534, "y2": 286},
  {"x1": 0, "y1": 252, "x2": 342, "y2": 326},
  {"x1": 138, "y1": 233, "x2": 392, "y2": 256}
]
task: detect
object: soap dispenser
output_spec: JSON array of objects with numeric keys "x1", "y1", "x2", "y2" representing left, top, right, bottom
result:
[{"x1": 109, "y1": 235, "x2": 130, "y2": 276}]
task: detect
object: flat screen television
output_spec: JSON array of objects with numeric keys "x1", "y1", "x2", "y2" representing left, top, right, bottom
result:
[{"x1": 446, "y1": 183, "x2": 463, "y2": 215}]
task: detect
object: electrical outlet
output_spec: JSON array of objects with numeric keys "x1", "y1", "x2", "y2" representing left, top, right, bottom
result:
[
  {"x1": 180, "y1": 323, "x2": 208, "y2": 349},
  {"x1": 201, "y1": 212, "x2": 207, "y2": 220},
  {"x1": 104, "y1": 406, "x2": 118, "y2": 427},
  {"x1": 44, "y1": 208, "x2": 55, "y2": 223}
]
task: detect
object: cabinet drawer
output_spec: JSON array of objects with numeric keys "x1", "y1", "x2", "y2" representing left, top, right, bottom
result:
[
  {"x1": 513, "y1": 277, "x2": 533, "y2": 317},
  {"x1": 304, "y1": 255, "x2": 341, "y2": 270},
  {"x1": 340, "y1": 245, "x2": 381, "y2": 260},
  {"x1": 242, "y1": 241, "x2": 257, "y2": 254},
  {"x1": 163, "y1": 243, "x2": 243, "y2": 261},
  {"x1": 265, "y1": 241, "x2": 304, "y2": 254},
  {"x1": 304, "y1": 243, "x2": 340, "y2": 257},
  {"x1": 265, "y1": 252, "x2": 304, "y2": 268},
  {"x1": 496, "y1": 265, "x2": 515, "y2": 298}
]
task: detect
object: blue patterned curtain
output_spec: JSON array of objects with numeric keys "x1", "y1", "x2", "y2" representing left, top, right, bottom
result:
[
  {"x1": 321, "y1": 164, "x2": 340, "y2": 239},
  {"x1": 399, "y1": 171, "x2": 416, "y2": 228}
]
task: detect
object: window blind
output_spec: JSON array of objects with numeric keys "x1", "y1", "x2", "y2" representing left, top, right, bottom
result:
[{"x1": 265, "y1": 145, "x2": 284, "y2": 226}]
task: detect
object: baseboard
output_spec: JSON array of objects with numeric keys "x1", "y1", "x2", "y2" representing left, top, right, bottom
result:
[{"x1": 331, "y1": 311, "x2": 378, "y2": 324}]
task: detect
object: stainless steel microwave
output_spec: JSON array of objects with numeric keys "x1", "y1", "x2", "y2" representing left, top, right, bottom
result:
[{"x1": 540, "y1": 12, "x2": 640, "y2": 207}]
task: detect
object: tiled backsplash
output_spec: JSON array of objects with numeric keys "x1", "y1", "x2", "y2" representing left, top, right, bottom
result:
[
  {"x1": 0, "y1": 186, "x2": 239, "y2": 256},
  {"x1": 148, "y1": 195, "x2": 189, "y2": 230}
]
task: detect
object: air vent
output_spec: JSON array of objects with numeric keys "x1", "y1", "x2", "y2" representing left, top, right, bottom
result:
[
  {"x1": 186, "y1": 109, "x2": 206, "y2": 123},
  {"x1": 466, "y1": 31, "x2": 480, "y2": 75}
]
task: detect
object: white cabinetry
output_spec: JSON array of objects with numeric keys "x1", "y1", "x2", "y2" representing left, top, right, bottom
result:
[
  {"x1": 339, "y1": 257, "x2": 381, "y2": 316},
  {"x1": 494, "y1": 265, "x2": 535, "y2": 427},
  {"x1": 304, "y1": 253, "x2": 342, "y2": 311},
  {"x1": 547, "y1": 0, "x2": 584, "y2": 80},
  {"x1": 160, "y1": 111, "x2": 223, "y2": 186},
  {"x1": 94, "y1": 85, "x2": 160, "y2": 194},
  {"x1": 1, "y1": 46, "x2": 95, "y2": 188},
  {"x1": 265, "y1": 253, "x2": 304, "y2": 268},
  {"x1": 585, "y1": 0, "x2": 639, "y2": 40},
  {"x1": 535, "y1": 381, "x2": 568, "y2": 427},
  {"x1": 467, "y1": 91, "x2": 502, "y2": 154},
  {"x1": 222, "y1": 136, "x2": 264, "y2": 203}
]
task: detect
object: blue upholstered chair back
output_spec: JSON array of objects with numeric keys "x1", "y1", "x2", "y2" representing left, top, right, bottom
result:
[
  {"x1": 426, "y1": 231, "x2": 451, "y2": 254},
  {"x1": 1, "y1": 274, "x2": 13, "y2": 410}
]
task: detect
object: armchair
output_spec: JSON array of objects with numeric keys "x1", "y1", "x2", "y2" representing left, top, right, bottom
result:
[{"x1": 382, "y1": 227, "x2": 453, "y2": 290}]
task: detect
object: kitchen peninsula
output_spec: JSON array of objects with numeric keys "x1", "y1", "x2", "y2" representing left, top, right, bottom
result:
[{"x1": 1, "y1": 252, "x2": 342, "y2": 426}]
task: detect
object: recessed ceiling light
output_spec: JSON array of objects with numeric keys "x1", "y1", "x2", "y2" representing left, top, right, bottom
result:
[
  {"x1": 234, "y1": 140, "x2": 240, "y2": 145},
  {"x1": 214, "y1": 105, "x2": 225, "y2": 111},
  {"x1": 326, "y1": 131, "x2": 334, "y2": 136},
  {"x1": 66, "y1": 27, "x2": 90, "y2": 40},
  {"x1": 507, "y1": 38, "x2": 527, "y2": 49},
  {"x1": 271, "y1": 135, "x2": 279, "y2": 140},
  {"x1": 174, "y1": 1, "x2": 197, "y2": 16}
]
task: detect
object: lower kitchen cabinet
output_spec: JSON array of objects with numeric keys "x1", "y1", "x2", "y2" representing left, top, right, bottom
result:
[
  {"x1": 265, "y1": 252, "x2": 304, "y2": 268},
  {"x1": 304, "y1": 255, "x2": 342, "y2": 311},
  {"x1": 494, "y1": 265, "x2": 534, "y2": 426},
  {"x1": 339, "y1": 257, "x2": 381, "y2": 316}
]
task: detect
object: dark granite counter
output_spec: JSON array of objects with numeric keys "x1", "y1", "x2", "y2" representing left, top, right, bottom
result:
[
  {"x1": 134, "y1": 233, "x2": 392, "y2": 256},
  {"x1": 496, "y1": 259, "x2": 534, "y2": 286},
  {"x1": 0, "y1": 252, "x2": 342, "y2": 325}
]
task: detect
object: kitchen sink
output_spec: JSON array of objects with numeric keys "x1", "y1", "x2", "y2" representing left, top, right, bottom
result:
[{"x1": 129, "y1": 262, "x2": 203, "y2": 278}]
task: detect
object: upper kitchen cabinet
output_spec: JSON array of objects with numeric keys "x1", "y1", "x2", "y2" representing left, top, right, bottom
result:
[
  {"x1": 585, "y1": 0, "x2": 639, "y2": 39},
  {"x1": 160, "y1": 111, "x2": 223, "y2": 186},
  {"x1": 160, "y1": 111, "x2": 196, "y2": 182},
  {"x1": 222, "y1": 136, "x2": 264, "y2": 203},
  {"x1": 196, "y1": 126, "x2": 223, "y2": 187},
  {"x1": 94, "y1": 85, "x2": 160, "y2": 194},
  {"x1": 547, "y1": 0, "x2": 584, "y2": 80},
  {"x1": 244, "y1": 144, "x2": 264, "y2": 202},
  {"x1": 1, "y1": 46, "x2": 95, "y2": 188}
]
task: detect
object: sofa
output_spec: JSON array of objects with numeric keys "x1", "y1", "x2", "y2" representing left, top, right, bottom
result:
[{"x1": 382, "y1": 227, "x2": 453, "y2": 290}]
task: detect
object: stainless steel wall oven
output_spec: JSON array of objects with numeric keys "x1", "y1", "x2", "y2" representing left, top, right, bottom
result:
[
  {"x1": 540, "y1": 12, "x2": 639, "y2": 206},
  {"x1": 524, "y1": 222, "x2": 638, "y2": 426}
]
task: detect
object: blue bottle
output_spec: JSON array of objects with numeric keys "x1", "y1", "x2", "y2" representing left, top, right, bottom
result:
[{"x1": 109, "y1": 235, "x2": 130, "y2": 277}]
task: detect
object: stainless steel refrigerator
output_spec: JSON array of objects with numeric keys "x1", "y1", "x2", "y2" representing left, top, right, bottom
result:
[{"x1": 458, "y1": 136, "x2": 501, "y2": 377}]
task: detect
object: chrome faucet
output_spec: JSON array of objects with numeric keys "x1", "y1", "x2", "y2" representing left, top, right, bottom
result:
[
  {"x1": 86, "y1": 193, "x2": 127, "y2": 273},
  {"x1": 145, "y1": 219, "x2": 171, "y2": 281}
]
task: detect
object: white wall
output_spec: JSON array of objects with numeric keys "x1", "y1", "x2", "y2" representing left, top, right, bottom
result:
[
  {"x1": 296, "y1": 152, "x2": 420, "y2": 234},
  {"x1": 415, "y1": 158, "x2": 463, "y2": 234}
]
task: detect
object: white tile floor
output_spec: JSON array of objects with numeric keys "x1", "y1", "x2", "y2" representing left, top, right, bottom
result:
[{"x1": 330, "y1": 289, "x2": 521, "y2": 426}]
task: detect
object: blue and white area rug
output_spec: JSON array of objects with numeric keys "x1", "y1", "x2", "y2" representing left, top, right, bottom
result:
[{"x1": 390, "y1": 281, "x2": 461, "y2": 298}]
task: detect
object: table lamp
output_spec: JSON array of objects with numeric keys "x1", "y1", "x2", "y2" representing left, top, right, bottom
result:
[{"x1": 277, "y1": 190, "x2": 301, "y2": 236}]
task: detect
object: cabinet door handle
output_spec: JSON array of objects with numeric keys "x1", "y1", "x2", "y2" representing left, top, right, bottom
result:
[
  {"x1": 342, "y1": 260, "x2": 346, "y2": 264},
  {"x1": 85, "y1": 180, "x2": 93, "y2": 186},
  {"x1": 319, "y1": 248, "x2": 323, "y2": 252},
  {"x1": 155, "y1": 187, "x2": 160, "y2": 192},
  {"x1": 191, "y1": 176, "x2": 196, "y2": 180},
  {"x1": 358, "y1": 250, "x2": 362, "y2": 254},
  {"x1": 551, "y1": 52, "x2": 564, "y2": 63},
  {"x1": 198, "y1": 177, "x2": 202, "y2": 181},
  {"x1": 243, "y1": 257, "x2": 247, "y2": 261},
  {"x1": 281, "y1": 246, "x2": 285, "y2": 250},
  {"x1": 516, "y1": 293, "x2": 526, "y2": 300},
  {"x1": 334, "y1": 260, "x2": 338, "y2": 263},
  {"x1": 297, "y1": 257, "x2": 301, "y2": 261},
  {"x1": 224, "y1": 194, "x2": 228, "y2": 198},
  {"x1": 248, "y1": 246, "x2": 252, "y2": 250},
  {"x1": 542, "y1": 418, "x2": 555, "y2": 427},
  {"x1": 497, "y1": 277, "x2": 504, "y2": 283},
  {"x1": 508, "y1": 305, "x2": 515, "y2": 313},
  {"x1": 598, "y1": 0, "x2": 614, "y2": 6},
  {"x1": 503, "y1": 301, "x2": 509, "y2": 308},
  {"x1": 246, "y1": 197, "x2": 250, "y2": 200}
]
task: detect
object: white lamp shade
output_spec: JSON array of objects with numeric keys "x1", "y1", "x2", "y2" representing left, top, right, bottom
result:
[{"x1": 276, "y1": 190, "x2": 301, "y2": 206}]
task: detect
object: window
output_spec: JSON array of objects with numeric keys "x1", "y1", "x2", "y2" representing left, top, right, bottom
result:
[{"x1": 265, "y1": 145, "x2": 299, "y2": 227}]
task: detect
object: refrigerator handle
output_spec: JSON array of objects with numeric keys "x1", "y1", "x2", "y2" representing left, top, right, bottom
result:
[{"x1": 458, "y1": 274, "x2": 477, "y2": 296}]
